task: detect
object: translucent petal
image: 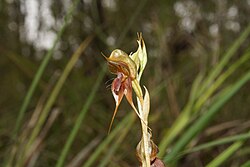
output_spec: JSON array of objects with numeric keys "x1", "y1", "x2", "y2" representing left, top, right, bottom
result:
[{"x1": 108, "y1": 76, "x2": 125, "y2": 133}]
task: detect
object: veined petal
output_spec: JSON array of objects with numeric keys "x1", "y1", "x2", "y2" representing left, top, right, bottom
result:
[
  {"x1": 124, "y1": 77, "x2": 137, "y2": 110},
  {"x1": 107, "y1": 60, "x2": 131, "y2": 77},
  {"x1": 105, "y1": 49, "x2": 137, "y2": 79},
  {"x1": 108, "y1": 75, "x2": 125, "y2": 133}
]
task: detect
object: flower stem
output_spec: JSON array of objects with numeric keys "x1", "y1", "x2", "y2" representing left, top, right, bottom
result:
[{"x1": 137, "y1": 89, "x2": 150, "y2": 167}]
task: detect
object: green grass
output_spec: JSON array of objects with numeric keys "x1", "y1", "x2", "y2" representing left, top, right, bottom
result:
[
  {"x1": 164, "y1": 70, "x2": 250, "y2": 164},
  {"x1": 2, "y1": 1, "x2": 250, "y2": 166},
  {"x1": 55, "y1": 63, "x2": 105, "y2": 167},
  {"x1": 158, "y1": 24, "x2": 250, "y2": 160},
  {"x1": 14, "y1": 0, "x2": 82, "y2": 136},
  {"x1": 186, "y1": 131, "x2": 250, "y2": 153}
]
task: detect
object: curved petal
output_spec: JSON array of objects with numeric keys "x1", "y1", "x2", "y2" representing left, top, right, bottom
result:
[
  {"x1": 108, "y1": 76, "x2": 125, "y2": 133},
  {"x1": 124, "y1": 78, "x2": 145, "y2": 124}
]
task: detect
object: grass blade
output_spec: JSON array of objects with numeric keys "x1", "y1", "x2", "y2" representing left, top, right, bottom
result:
[
  {"x1": 193, "y1": 49, "x2": 250, "y2": 112},
  {"x1": 164, "y1": 70, "x2": 250, "y2": 164},
  {"x1": 55, "y1": 63, "x2": 105, "y2": 167},
  {"x1": 14, "y1": 0, "x2": 82, "y2": 136},
  {"x1": 25, "y1": 36, "x2": 94, "y2": 155},
  {"x1": 196, "y1": 23, "x2": 250, "y2": 98},
  {"x1": 82, "y1": 113, "x2": 135, "y2": 167},
  {"x1": 158, "y1": 47, "x2": 250, "y2": 158},
  {"x1": 158, "y1": 73, "x2": 204, "y2": 157},
  {"x1": 7, "y1": 35, "x2": 93, "y2": 167},
  {"x1": 10, "y1": 36, "x2": 93, "y2": 167},
  {"x1": 98, "y1": 115, "x2": 135, "y2": 167},
  {"x1": 186, "y1": 131, "x2": 250, "y2": 153},
  {"x1": 206, "y1": 141, "x2": 243, "y2": 167},
  {"x1": 241, "y1": 160, "x2": 250, "y2": 167}
]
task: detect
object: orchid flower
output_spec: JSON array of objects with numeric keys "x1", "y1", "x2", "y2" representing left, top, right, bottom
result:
[
  {"x1": 103, "y1": 34, "x2": 165, "y2": 167},
  {"x1": 103, "y1": 49, "x2": 143, "y2": 133}
]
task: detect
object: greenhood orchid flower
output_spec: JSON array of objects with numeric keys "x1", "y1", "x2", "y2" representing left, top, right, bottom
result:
[
  {"x1": 103, "y1": 49, "x2": 143, "y2": 133},
  {"x1": 103, "y1": 34, "x2": 164, "y2": 167}
]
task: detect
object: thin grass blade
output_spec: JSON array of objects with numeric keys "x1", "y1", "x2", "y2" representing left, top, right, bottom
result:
[
  {"x1": 55, "y1": 63, "x2": 105, "y2": 167},
  {"x1": 241, "y1": 160, "x2": 250, "y2": 167},
  {"x1": 82, "y1": 113, "x2": 135, "y2": 167},
  {"x1": 206, "y1": 141, "x2": 243, "y2": 167},
  {"x1": 14, "y1": 0, "x2": 82, "y2": 136},
  {"x1": 186, "y1": 131, "x2": 250, "y2": 153},
  {"x1": 164, "y1": 70, "x2": 250, "y2": 164}
]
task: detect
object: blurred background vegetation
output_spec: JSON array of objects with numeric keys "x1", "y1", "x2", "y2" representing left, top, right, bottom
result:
[{"x1": 1, "y1": 0, "x2": 250, "y2": 166}]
